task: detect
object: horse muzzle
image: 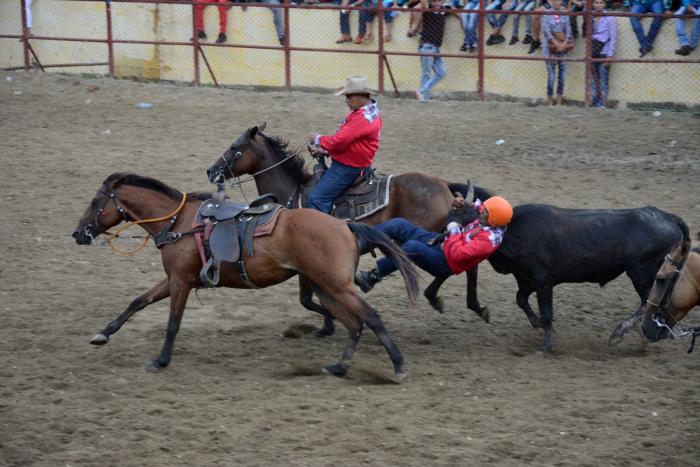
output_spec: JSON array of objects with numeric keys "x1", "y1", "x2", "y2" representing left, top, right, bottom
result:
[
  {"x1": 641, "y1": 319, "x2": 669, "y2": 342},
  {"x1": 73, "y1": 225, "x2": 94, "y2": 245}
]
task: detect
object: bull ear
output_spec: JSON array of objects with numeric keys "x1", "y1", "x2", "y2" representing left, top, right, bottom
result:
[
  {"x1": 465, "y1": 180, "x2": 475, "y2": 206},
  {"x1": 258, "y1": 121, "x2": 267, "y2": 133}
]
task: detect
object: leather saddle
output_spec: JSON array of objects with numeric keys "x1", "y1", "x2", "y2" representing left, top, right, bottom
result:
[
  {"x1": 194, "y1": 192, "x2": 283, "y2": 288},
  {"x1": 302, "y1": 157, "x2": 392, "y2": 221}
]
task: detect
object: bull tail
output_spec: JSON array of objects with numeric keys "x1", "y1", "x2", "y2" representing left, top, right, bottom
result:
[{"x1": 347, "y1": 223, "x2": 419, "y2": 308}]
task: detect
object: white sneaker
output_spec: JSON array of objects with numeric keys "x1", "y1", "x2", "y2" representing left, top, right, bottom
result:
[{"x1": 415, "y1": 89, "x2": 426, "y2": 101}]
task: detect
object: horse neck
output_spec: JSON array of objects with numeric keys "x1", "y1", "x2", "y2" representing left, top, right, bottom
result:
[
  {"x1": 253, "y1": 147, "x2": 303, "y2": 205},
  {"x1": 118, "y1": 186, "x2": 189, "y2": 235}
]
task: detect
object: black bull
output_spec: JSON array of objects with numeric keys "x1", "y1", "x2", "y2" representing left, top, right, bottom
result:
[{"x1": 465, "y1": 204, "x2": 689, "y2": 351}]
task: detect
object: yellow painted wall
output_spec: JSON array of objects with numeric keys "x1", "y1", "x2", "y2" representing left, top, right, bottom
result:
[{"x1": 2, "y1": 1, "x2": 698, "y2": 105}]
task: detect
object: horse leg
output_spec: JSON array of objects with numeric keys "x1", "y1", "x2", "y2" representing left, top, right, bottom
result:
[
  {"x1": 298, "y1": 275, "x2": 335, "y2": 337},
  {"x1": 466, "y1": 267, "x2": 489, "y2": 322},
  {"x1": 90, "y1": 277, "x2": 170, "y2": 345},
  {"x1": 360, "y1": 299, "x2": 407, "y2": 379},
  {"x1": 535, "y1": 284, "x2": 555, "y2": 352},
  {"x1": 323, "y1": 325, "x2": 363, "y2": 377},
  {"x1": 145, "y1": 278, "x2": 192, "y2": 372},
  {"x1": 424, "y1": 276, "x2": 447, "y2": 313},
  {"x1": 608, "y1": 265, "x2": 655, "y2": 345}
]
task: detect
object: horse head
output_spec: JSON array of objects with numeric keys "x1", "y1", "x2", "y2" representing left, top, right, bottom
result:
[
  {"x1": 207, "y1": 123, "x2": 268, "y2": 184},
  {"x1": 73, "y1": 174, "x2": 130, "y2": 245},
  {"x1": 641, "y1": 238, "x2": 692, "y2": 341}
]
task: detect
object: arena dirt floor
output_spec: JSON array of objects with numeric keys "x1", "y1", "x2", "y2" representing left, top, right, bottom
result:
[{"x1": 1, "y1": 71, "x2": 699, "y2": 467}]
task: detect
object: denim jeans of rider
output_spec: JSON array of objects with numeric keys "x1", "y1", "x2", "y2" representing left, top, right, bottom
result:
[{"x1": 307, "y1": 160, "x2": 365, "y2": 213}]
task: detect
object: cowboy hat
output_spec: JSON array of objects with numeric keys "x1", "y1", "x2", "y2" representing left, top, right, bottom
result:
[{"x1": 335, "y1": 75, "x2": 376, "y2": 96}]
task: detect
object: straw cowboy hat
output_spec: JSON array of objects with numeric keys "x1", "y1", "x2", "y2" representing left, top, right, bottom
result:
[{"x1": 335, "y1": 75, "x2": 376, "y2": 96}]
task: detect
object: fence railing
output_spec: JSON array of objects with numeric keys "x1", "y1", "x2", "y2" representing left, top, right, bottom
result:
[{"x1": 2, "y1": 0, "x2": 699, "y2": 109}]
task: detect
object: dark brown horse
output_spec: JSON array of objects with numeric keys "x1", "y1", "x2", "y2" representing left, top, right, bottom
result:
[
  {"x1": 72, "y1": 173, "x2": 419, "y2": 378},
  {"x1": 205, "y1": 124, "x2": 494, "y2": 331},
  {"x1": 640, "y1": 238, "x2": 700, "y2": 345}
]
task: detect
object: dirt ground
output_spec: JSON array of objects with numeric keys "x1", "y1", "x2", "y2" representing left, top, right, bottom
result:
[{"x1": 1, "y1": 71, "x2": 699, "y2": 467}]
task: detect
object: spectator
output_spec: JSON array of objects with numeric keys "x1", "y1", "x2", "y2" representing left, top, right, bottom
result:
[
  {"x1": 512, "y1": 0, "x2": 538, "y2": 45},
  {"x1": 673, "y1": 0, "x2": 700, "y2": 55},
  {"x1": 337, "y1": 0, "x2": 362, "y2": 44},
  {"x1": 590, "y1": 0, "x2": 617, "y2": 107},
  {"x1": 527, "y1": 0, "x2": 552, "y2": 53},
  {"x1": 485, "y1": 0, "x2": 509, "y2": 45},
  {"x1": 23, "y1": 0, "x2": 33, "y2": 35},
  {"x1": 568, "y1": 0, "x2": 586, "y2": 38},
  {"x1": 263, "y1": 0, "x2": 286, "y2": 45},
  {"x1": 359, "y1": 0, "x2": 399, "y2": 43},
  {"x1": 416, "y1": 0, "x2": 449, "y2": 101},
  {"x1": 629, "y1": 0, "x2": 665, "y2": 57},
  {"x1": 194, "y1": 0, "x2": 230, "y2": 44},
  {"x1": 542, "y1": 0, "x2": 573, "y2": 105},
  {"x1": 406, "y1": 0, "x2": 428, "y2": 37},
  {"x1": 459, "y1": 0, "x2": 481, "y2": 52}
]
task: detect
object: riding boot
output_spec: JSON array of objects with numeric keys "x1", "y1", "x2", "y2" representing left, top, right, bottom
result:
[{"x1": 355, "y1": 268, "x2": 382, "y2": 293}]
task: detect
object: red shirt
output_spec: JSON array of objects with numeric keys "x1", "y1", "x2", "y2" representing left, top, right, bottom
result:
[
  {"x1": 443, "y1": 220, "x2": 506, "y2": 275},
  {"x1": 318, "y1": 102, "x2": 381, "y2": 168}
]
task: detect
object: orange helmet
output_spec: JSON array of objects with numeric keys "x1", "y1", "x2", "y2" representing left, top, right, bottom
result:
[{"x1": 483, "y1": 196, "x2": 513, "y2": 227}]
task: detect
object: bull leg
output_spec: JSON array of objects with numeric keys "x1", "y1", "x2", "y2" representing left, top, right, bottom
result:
[
  {"x1": 535, "y1": 285, "x2": 555, "y2": 352},
  {"x1": 467, "y1": 267, "x2": 489, "y2": 322},
  {"x1": 515, "y1": 277, "x2": 540, "y2": 328},
  {"x1": 90, "y1": 277, "x2": 170, "y2": 345},
  {"x1": 608, "y1": 305, "x2": 645, "y2": 346},
  {"x1": 424, "y1": 276, "x2": 448, "y2": 313},
  {"x1": 608, "y1": 267, "x2": 654, "y2": 345},
  {"x1": 298, "y1": 275, "x2": 335, "y2": 337},
  {"x1": 145, "y1": 277, "x2": 192, "y2": 372}
]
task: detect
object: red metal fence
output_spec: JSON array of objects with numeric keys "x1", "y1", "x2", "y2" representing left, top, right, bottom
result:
[{"x1": 2, "y1": 0, "x2": 699, "y2": 108}]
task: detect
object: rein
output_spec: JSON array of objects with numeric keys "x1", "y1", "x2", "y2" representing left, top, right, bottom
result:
[{"x1": 105, "y1": 191, "x2": 188, "y2": 256}]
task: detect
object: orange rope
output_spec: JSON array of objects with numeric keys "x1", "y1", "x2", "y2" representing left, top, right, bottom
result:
[{"x1": 107, "y1": 192, "x2": 188, "y2": 256}]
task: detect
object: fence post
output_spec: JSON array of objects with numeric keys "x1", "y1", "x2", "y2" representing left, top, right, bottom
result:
[
  {"x1": 105, "y1": 0, "x2": 115, "y2": 78},
  {"x1": 477, "y1": 0, "x2": 484, "y2": 100},
  {"x1": 284, "y1": 0, "x2": 291, "y2": 90},
  {"x1": 20, "y1": 0, "x2": 29, "y2": 70},
  {"x1": 192, "y1": 1, "x2": 200, "y2": 85},
  {"x1": 584, "y1": 0, "x2": 592, "y2": 106},
  {"x1": 378, "y1": 1, "x2": 385, "y2": 95}
]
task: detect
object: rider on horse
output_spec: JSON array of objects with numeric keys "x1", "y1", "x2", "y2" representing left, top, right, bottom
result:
[
  {"x1": 307, "y1": 75, "x2": 382, "y2": 213},
  {"x1": 355, "y1": 195, "x2": 514, "y2": 292}
]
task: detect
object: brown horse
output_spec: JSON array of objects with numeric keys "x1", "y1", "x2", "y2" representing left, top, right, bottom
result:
[
  {"x1": 205, "y1": 124, "x2": 494, "y2": 331},
  {"x1": 72, "y1": 173, "x2": 419, "y2": 378},
  {"x1": 640, "y1": 238, "x2": 700, "y2": 345}
]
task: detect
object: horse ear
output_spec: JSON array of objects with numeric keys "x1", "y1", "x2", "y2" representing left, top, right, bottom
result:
[
  {"x1": 680, "y1": 239, "x2": 691, "y2": 257},
  {"x1": 247, "y1": 126, "x2": 258, "y2": 139},
  {"x1": 258, "y1": 121, "x2": 267, "y2": 133}
]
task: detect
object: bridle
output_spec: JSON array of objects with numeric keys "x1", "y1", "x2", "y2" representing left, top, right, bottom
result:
[
  {"x1": 646, "y1": 252, "x2": 700, "y2": 353},
  {"x1": 87, "y1": 186, "x2": 188, "y2": 256}
]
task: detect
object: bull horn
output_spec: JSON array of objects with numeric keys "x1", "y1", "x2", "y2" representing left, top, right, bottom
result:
[
  {"x1": 258, "y1": 121, "x2": 267, "y2": 132},
  {"x1": 465, "y1": 180, "x2": 475, "y2": 205}
]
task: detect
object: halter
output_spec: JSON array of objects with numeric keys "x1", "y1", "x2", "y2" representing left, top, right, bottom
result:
[{"x1": 96, "y1": 188, "x2": 188, "y2": 256}]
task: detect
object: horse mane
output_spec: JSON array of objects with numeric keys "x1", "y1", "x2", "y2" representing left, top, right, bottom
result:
[
  {"x1": 103, "y1": 172, "x2": 210, "y2": 201},
  {"x1": 261, "y1": 134, "x2": 313, "y2": 184}
]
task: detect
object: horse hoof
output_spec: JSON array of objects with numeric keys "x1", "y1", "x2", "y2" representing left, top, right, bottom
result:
[
  {"x1": 315, "y1": 326, "x2": 335, "y2": 338},
  {"x1": 428, "y1": 297, "x2": 444, "y2": 313},
  {"x1": 478, "y1": 307, "x2": 490, "y2": 323},
  {"x1": 144, "y1": 361, "x2": 163, "y2": 373},
  {"x1": 321, "y1": 363, "x2": 348, "y2": 377},
  {"x1": 90, "y1": 333, "x2": 109, "y2": 345}
]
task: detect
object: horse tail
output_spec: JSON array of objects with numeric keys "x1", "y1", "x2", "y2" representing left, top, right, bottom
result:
[
  {"x1": 448, "y1": 182, "x2": 494, "y2": 202},
  {"x1": 347, "y1": 223, "x2": 419, "y2": 308}
]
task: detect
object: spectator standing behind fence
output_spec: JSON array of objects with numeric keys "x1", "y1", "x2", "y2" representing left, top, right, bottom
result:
[
  {"x1": 630, "y1": 0, "x2": 665, "y2": 57},
  {"x1": 193, "y1": 0, "x2": 230, "y2": 43},
  {"x1": 590, "y1": 0, "x2": 617, "y2": 107},
  {"x1": 416, "y1": 0, "x2": 449, "y2": 101},
  {"x1": 542, "y1": 0, "x2": 573, "y2": 105},
  {"x1": 673, "y1": 0, "x2": 700, "y2": 55}
]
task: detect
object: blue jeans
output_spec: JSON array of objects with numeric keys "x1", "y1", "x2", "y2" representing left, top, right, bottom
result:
[
  {"x1": 307, "y1": 160, "x2": 365, "y2": 213},
  {"x1": 513, "y1": 0, "x2": 536, "y2": 37},
  {"x1": 419, "y1": 43, "x2": 446, "y2": 98},
  {"x1": 263, "y1": 0, "x2": 284, "y2": 39},
  {"x1": 374, "y1": 218, "x2": 453, "y2": 278},
  {"x1": 460, "y1": 1, "x2": 480, "y2": 47},
  {"x1": 630, "y1": 0, "x2": 665, "y2": 50},
  {"x1": 546, "y1": 55, "x2": 567, "y2": 96},
  {"x1": 487, "y1": 0, "x2": 517, "y2": 29},
  {"x1": 675, "y1": 6, "x2": 700, "y2": 48},
  {"x1": 591, "y1": 62, "x2": 610, "y2": 107}
]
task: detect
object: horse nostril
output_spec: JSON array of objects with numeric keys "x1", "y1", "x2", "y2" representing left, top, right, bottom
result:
[{"x1": 72, "y1": 230, "x2": 80, "y2": 239}]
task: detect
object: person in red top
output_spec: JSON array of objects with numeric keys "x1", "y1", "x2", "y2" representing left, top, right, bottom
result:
[
  {"x1": 355, "y1": 195, "x2": 513, "y2": 292},
  {"x1": 307, "y1": 75, "x2": 382, "y2": 213}
]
